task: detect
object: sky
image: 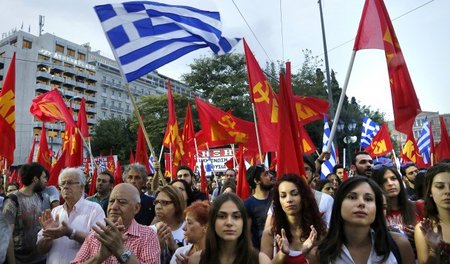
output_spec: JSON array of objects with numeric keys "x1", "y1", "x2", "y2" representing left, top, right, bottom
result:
[{"x1": 1, "y1": 0, "x2": 449, "y2": 121}]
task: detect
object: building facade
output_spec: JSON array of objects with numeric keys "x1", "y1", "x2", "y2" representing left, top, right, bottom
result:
[{"x1": 0, "y1": 30, "x2": 197, "y2": 165}]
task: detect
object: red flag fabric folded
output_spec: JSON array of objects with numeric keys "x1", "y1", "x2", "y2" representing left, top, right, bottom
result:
[
  {"x1": 49, "y1": 149, "x2": 67, "y2": 187},
  {"x1": 37, "y1": 124, "x2": 52, "y2": 171},
  {"x1": 435, "y1": 116, "x2": 450, "y2": 162},
  {"x1": 78, "y1": 98, "x2": 89, "y2": 138},
  {"x1": 114, "y1": 159, "x2": 123, "y2": 185},
  {"x1": 135, "y1": 122, "x2": 150, "y2": 173},
  {"x1": 88, "y1": 167, "x2": 98, "y2": 196},
  {"x1": 0, "y1": 52, "x2": 16, "y2": 164},
  {"x1": 365, "y1": 123, "x2": 393, "y2": 157},
  {"x1": 181, "y1": 102, "x2": 196, "y2": 169},
  {"x1": 30, "y1": 89, "x2": 77, "y2": 128},
  {"x1": 129, "y1": 150, "x2": 135, "y2": 164},
  {"x1": 353, "y1": 0, "x2": 420, "y2": 134},
  {"x1": 200, "y1": 160, "x2": 207, "y2": 194},
  {"x1": 236, "y1": 145, "x2": 251, "y2": 200},
  {"x1": 401, "y1": 129, "x2": 425, "y2": 167},
  {"x1": 27, "y1": 136, "x2": 37, "y2": 163}
]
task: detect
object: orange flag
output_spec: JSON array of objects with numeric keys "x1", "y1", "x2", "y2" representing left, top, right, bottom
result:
[
  {"x1": 37, "y1": 124, "x2": 52, "y2": 171},
  {"x1": 77, "y1": 98, "x2": 89, "y2": 138},
  {"x1": 0, "y1": 52, "x2": 16, "y2": 164},
  {"x1": 163, "y1": 80, "x2": 184, "y2": 171},
  {"x1": 30, "y1": 89, "x2": 77, "y2": 128},
  {"x1": 135, "y1": 122, "x2": 150, "y2": 173},
  {"x1": 195, "y1": 97, "x2": 257, "y2": 150},
  {"x1": 276, "y1": 62, "x2": 306, "y2": 178},
  {"x1": 236, "y1": 145, "x2": 251, "y2": 200},
  {"x1": 353, "y1": 0, "x2": 420, "y2": 134},
  {"x1": 435, "y1": 116, "x2": 450, "y2": 162},
  {"x1": 401, "y1": 129, "x2": 425, "y2": 167},
  {"x1": 365, "y1": 123, "x2": 393, "y2": 157},
  {"x1": 200, "y1": 160, "x2": 207, "y2": 194},
  {"x1": 181, "y1": 102, "x2": 196, "y2": 169}
]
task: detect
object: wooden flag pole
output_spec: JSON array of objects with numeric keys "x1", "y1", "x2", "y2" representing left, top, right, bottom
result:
[
  {"x1": 251, "y1": 103, "x2": 264, "y2": 164},
  {"x1": 326, "y1": 51, "x2": 357, "y2": 151}
]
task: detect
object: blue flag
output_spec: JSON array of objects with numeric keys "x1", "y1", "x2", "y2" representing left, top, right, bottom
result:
[
  {"x1": 360, "y1": 116, "x2": 380, "y2": 148},
  {"x1": 94, "y1": 1, "x2": 240, "y2": 82},
  {"x1": 417, "y1": 117, "x2": 431, "y2": 164},
  {"x1": 320, "y1": 115, "x2": 337, "y2": 179}
]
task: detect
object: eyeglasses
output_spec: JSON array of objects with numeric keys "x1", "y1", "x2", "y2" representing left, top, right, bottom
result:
[
  {"x1": 177, "y1": 173, "x2": 190, "y2": 178},
  {"x1": 59, "y1": 181, "x2": 80, "y2": 187},
  {"x1": 372, "y1": 163, "x2": 395, "y2": 170},
  {"x1": 154, "y1": 200, "x2": 174, "y2": 206}
]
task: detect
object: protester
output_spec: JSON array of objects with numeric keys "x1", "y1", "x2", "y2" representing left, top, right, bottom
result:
[
  {"x1": 176, "y1": 165, "x2": 208, "y2": 202},
  {"x1": 400, "y1": 162, "x2": 419, "y2": 201},
  {"x1": 5, "y1": 181, "x2": 18, "y2": 196},
  {"x1": 41, "y1": 168, "x2": 60, "y2": 210},
  {"x1": 170, "y1": 200, "x2": 210, "y2": 264},
  {"x1": 415, "y1": 163, "x2": 450, "y2": 263},
  {"x1": 244, "y1": 164, "x2": 274, "y2": 250},
  {"x1": 123, "y1": 163, "x2": 155, "y2": 225},
  {"x1": 315, "y1": 179, "x2": 335, "y2": 197},
  {"x1": 151, "y1": 185, "x2": 186, "y2": 264},
  {"x1": 219, "y1": 179, "x2": 236, "y2": 194},
  {"x1": 317, "y1": 176, "x2": 414, "y2": 263},
  {"x1": 3, "y1": 162, "x2": 47, "y2": 264},
  {"x1": 261, "y1": 174, "x2": 327, "y2": 263},
  {"x1": 189, "y1": 193, "x2": 270, "y2": 264},
  {"x1": 170, "y1": 179, "x2": 195, "y2": 207},
  {"x1": 326, "y1": 173, "x2": 342, "y2": 191},
  {"x1": 333, "y1": 164, "x2": 345, "y2": 181},
  {"x1": 36, "y1": 167, "x2": 105, "y2": 264},
  {"x1": 0, "y1": 213, "x2": 11, "y2": 263},
  {"x1": 351, "y1": 151, "x2": 374, "y2": 177},
  {"x1": 71, "y1": 183, "x2": 160, "y2": 264},
  {"x1": 87, "y1": 170, "x2": 114, "y2": 214},
  {"x1": 414, "y1": 170, "x2": 427, "y2": 201}
]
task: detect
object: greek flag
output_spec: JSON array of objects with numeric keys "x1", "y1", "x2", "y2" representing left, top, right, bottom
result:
[
  {"x1": 360, "y1": 116, "x2": 380, "y2": 148},
  {"x1": 417, "y1": 118, "x2": 431, "y2": 164},
  {"x1": 99, "y1": 158, "x2": 107, "y2": 172},
  {"x1": 94, "y1": 1, "x2": 240, "y2": 82},
  {"x1": 320, "y1": 116, "x2": 337, "y2": 180},
  {"x1": 148, "y1": 154, "x2": 155, "y2": 174}
]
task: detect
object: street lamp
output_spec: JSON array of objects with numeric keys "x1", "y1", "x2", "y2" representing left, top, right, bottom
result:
[{"x1": 337, "y1": 120, "x2": 357, "y2": 168}]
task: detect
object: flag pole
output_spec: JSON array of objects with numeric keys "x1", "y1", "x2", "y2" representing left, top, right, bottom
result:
[
  {"x1": 251, "y1": 103, "x2": 264, "y2": 164},
  {"x1": 158, "y1": 144, "x2": 164, "y2": 163},
  {"x1": 231, "y1": 144, "x2": 237, "y2": 169},
  {"x1": 326, "y1": 51, "x2": 357, "y2": 151}
]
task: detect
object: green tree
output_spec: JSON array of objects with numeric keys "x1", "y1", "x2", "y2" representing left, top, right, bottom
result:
[{"x1": 181, "y1": 53, "x2": 252, "y2": 120}]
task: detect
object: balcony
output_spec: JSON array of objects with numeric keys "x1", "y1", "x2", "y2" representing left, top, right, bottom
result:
[
  {"x1": 86, "y1": 84, "x2": 96, "y2": 92},
  {"x1": 36, "y1": 71, "x2": 52, "y2": 80},
  {"x1": 35, "y1": 83, "x2": 51, "y2": 92},
  {"x1": 65, "y1": 78, "x2": 76, "y2": 86},
  {"x1": 64, "y1": 67, "x2": 76, "y2": 76},
  {"x1": 87, "y1": 117, "x2": 96, "y2": 124},
  {"x1": 101, "y1": 103, "x2": 108, "y2": 109},
  {"x1": 51, "y1": 75, "x2": 65, "y2": 83},
  {"x1": 76, "y1": 82, "x2": 87, "y2": 89},
  {"x1": 86, "y1": 106, "x2": 96, "y2": 113}
]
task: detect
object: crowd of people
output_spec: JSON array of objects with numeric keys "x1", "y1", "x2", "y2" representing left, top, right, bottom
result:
[{"x1": 0, "y1": 152, "x2": 449, "y2": 264}]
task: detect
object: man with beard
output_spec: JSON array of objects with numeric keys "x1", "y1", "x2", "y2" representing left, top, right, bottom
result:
[
  {"x1": 351, "y1": 151, "x2": 374, "y2": 177},
  {"x1": 400, "y1": 162, "x2": 419, "y2": 200},
  {"x1": 3, "y1": 162, "x2": 47, "y2": 264},
  {"x1": 244, "y1": 164, "x2": 274, "y2": 250}
]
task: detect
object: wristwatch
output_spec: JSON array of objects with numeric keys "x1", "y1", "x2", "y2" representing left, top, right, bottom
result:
[{"x1": 118, "y1": 249, "x2": 132, "y2": 263}]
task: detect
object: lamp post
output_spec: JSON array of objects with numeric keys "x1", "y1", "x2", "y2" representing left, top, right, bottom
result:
[{"x1": 337, "y1": 120, "x2": 357, "y2": 168}]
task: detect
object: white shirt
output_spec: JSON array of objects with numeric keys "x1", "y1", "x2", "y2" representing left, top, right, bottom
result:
[
  {"x1": 150, "y1": 221, "x2": 186, "y2": 246},
  {"x1": 313, "y1": 190, "x2": 334, "y2": 227},
  {"x1": 37, "y1": 197, "x2": 105, "y2": 264},
  {"x1": 333, "y1": 230, "x2": 398, "y2": 264},
  {"x1": 170, "y1": 244, "x2": 193, "y2": 264}
]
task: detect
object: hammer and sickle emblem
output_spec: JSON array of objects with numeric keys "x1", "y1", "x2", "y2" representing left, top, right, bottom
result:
[
  {"x1": 252, "y1": 81, "x2": 271, "y2": 104},
  {"x1": 219, "y1": 115, "x2": 236, "y2": 129}
]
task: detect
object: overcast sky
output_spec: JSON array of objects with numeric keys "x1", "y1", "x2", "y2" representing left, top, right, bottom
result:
[{"x1": 2, "y1": 0, "x2": 449, "y2": 120}]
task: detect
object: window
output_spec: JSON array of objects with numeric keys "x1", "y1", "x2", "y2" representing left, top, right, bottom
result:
[
  {"x1": 22, "y1": 39, "x2": 32, "y2": 49},
  {"x1": 78, "y1": 52, "x2": 85, "y2": 61},
  {"x1": 55, "y1": 44, "x2": 64, "y2": 53},
  {"x1": 67, "y1": 48, "x2": 75, "y2": 57},
  {"x1": 112, "y1": 90, "x2": 115, "y2": 95}
]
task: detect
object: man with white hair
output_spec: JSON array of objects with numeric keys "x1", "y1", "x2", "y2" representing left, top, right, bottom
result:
[
  {"x1": 71, "y1": 183, "x2": 160, "y2": 264},
  {"x1": 36, "y1": 167, "x2": 105, "y2": 264}
]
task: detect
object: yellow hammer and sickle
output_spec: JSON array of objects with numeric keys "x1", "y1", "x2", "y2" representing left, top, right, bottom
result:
[
  {"x1": 0, "y1": 90, "x2": 16, "y2": 128},
  {"x1": 252, "y1": 81, "x2": 271, "y2": 104},
  {"x1": 295, "y1": 103, "x2": 318, "y2": 121},
  {"x1": 374, "y1": 140, "x2": 387, "y2": 154},
  {"x1": 228, "y1": 131, "x2": 247, "y2": 143},
  {"x1": 219, "y1": 115, "x2": 236, "y2": 129}
]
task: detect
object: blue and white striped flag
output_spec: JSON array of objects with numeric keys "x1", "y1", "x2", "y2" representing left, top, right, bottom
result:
[
  {"x1": 320, "y1": 116, "x2": 337, "y2": 180},
  {"x1": 360, "y1": 116, "x2": 380, "y2": 148},
  {"x1": 417, "y1": 118, "x2": 431, "y2": 164},
  {"x1": 148, "y1": 154, "x2": 155, "y2": 174},
  {"x1": 94, "y1": 1, "x2": 240, "y2": 82},
  {"x1": 99, "y1": 158, "x2": 107, "y2": 172}
]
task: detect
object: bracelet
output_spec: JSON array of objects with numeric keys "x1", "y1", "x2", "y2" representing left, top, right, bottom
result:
[{"x1": 69, "y1": 228, "x2": 76, "y2": 240}]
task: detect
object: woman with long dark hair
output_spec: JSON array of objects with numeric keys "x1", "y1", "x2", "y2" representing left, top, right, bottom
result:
[
  {"x1": 189, "y1": 193, "x2": 270, "y2": 264},
  {"x1": 415, "y1": 163, "x2": 450, "y2": 263},
  {"x1": 171, "y1": 179, "x2": 195, "y2": 207},
  {"x1": 260, "y1": 174, "x2": 327, "y2": 263},
  {"x1": 317, "y1": 176, "x2": 413, "y2": 263}
]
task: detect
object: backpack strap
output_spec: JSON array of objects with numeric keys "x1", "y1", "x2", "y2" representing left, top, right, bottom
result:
[{"x1": 388, "y1": 234, "x2": 402, "y2": 263}]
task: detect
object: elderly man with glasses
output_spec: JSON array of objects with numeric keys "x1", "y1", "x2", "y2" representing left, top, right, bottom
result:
[{"x1": 36, "y1": 168, "x2": 105, "y2": 264}]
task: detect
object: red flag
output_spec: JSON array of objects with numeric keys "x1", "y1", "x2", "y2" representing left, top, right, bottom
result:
[
  {"x1": 401, "y1": 130, "x2": 425, "y2": 167},
  {"x1": 163, "y1": 80, "x2": 184, "y2": 171},
  {"x1": 62, "y1": 104, "x2": 83, "y2": 167},
  {"x1": 37, "y1": 124, "x2": 52, "y2": 171},
  {"x1": 276, "y1": 62, "x2": 306, "y2": 178},
  {"x1": 8, "y1": 169, "x2": 17, "y2": 184},
  {"x1": 200, "y1": 160, "x2": 207, "y2": 194},
  {"x1": 236, "y1": 146, "x2": 251, "y2": 200},
  {"x1": 294, "y1": 96, "x2": 330, "y2": 126},
  {"x1": 27, "y1": 136, "x2": 37, "y2": 163},
  {"x1": 164, "y1": 152, "x2": 173, "y2": 179},
  {"x1": 353, "y1": 0, "x2": 420, "y2": 134},
  {"x1": 48, "y1": 149, "x2": 67, "y2": 187},
  {"x1": 0, "y1": 52, "x2": 16, "y2": 164},
  {"x1": 77, "y1": 98, "x2": 89, "y2": 138},
  {"x1": 129, "y1": 150, "x2": 135, "y2": 164},
  {"x1": 365, "y1": 123, "x2": 393, "y2": 157},
  {"x1": 30, "y1": 89, "x2": 77, "y2": 128},
  {"x1": 114, "y1": 159, "x2": 123, "y2": 185},
  {"x1": 88, "y1": 167, "x2": 98, "y2": 196},
  {"x1": 135, "y1": 122, "x2": 150, "y2": 173},
  {"x1": 195, "y1": 97, "x2": 257, "y2": 149},
  {"x1": 181, "y1": 102, "x2": 196, "y2": 169},
  {"x1": 300, "y1": 127, "x2": 317, "y2": 155},
  {"x1": 435, "y1": 116, "x2": 450, "y2": 162},
  {"x1": 106, "y1": 155, "x2": 115, "y2": 173}
]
